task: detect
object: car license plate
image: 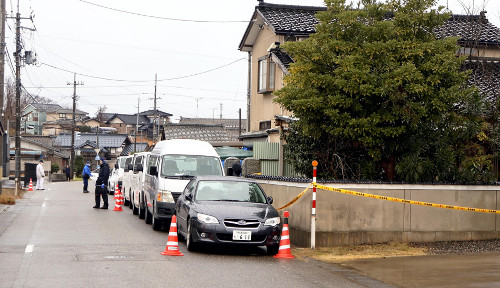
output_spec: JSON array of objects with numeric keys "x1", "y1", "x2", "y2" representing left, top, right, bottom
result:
[{"x1": 233, "y1": 230, "x2": 251, "y2": 241}]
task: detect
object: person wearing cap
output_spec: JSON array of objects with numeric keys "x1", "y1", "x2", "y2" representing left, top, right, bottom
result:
[
  {"x1": 93, "y1": 157, "x2": 110, "y2": 209},
  {"x1": 36, "y1": 159, "x2": 45, "y2": 190},
  {"x1": 82, "y1": 161, "x2": 92, "y2": 193}
]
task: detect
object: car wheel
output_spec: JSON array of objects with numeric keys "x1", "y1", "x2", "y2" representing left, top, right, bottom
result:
[
  {"x1": 267, "y1": 244, "x2": 280, "y2": 255},
  {"x1": 132, "y1": 195, "x2": 139, "y2": 215},
  {"x1": 152, "y1": 213, "x2": 162, "y2": 231},
  {"x1": 145, "y1": 201, "x2": 152, "y2": 224},
  {"x1": 186, "y1": 220, "x2": 198, "y2": 252},
  {"x1": 124, "y1": 194, "x2": 129, "y2": 207},
  {"x1": 128, "y1": 191, "x2": 133, "y2": 209},
  {"x1": 138, "y1": 194, "x2": 145, "y2": 219}
]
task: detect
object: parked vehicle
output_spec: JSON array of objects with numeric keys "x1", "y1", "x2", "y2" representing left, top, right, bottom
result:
[
  {"x1": 118, "y1": 155, "x2": 134, "y2": 206},
  {"x1": 175, "y1": 176, "x2": 281, "y2": 254},
  {"x1": 108, "y1": 156, "x2": 130, "y2": 195},
  {"x1": 144, "y1": 139, "x2": 224, "y2": 231},
  {"x1": 130, "y1": 152, "x2": 151, "y2": 219}
]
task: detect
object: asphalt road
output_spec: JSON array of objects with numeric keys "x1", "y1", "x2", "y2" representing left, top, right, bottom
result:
[{"x1": 0, "y1": 181, "x2": 392, "y2": 288}]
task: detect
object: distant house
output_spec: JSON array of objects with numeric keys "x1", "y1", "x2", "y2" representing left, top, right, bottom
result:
[
  {"x1": 239, "y1": 2, "x2": 500, "y2": 147},
  {"x1": 9, "y1": 135, "x2": 69, "y2": 175},
  {"x1": 22, "y1": 103, "x2": 87, "y2": 135},
  {"x1": 106, "y1": 110, "x2": 172, "y2": 141},
  {"x1": 54, "y1": 133, "x2": 131, "y2": 163}
]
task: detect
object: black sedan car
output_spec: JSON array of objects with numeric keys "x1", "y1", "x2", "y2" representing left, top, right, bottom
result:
[{"x1": 175, "y1": 176, "x2": 281, "y2": 255}]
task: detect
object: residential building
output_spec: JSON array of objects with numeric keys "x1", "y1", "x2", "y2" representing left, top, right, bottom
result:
[
  {"x1": 22, "y1": 103, "x2": 87, "y2": 135},
  {"x1": 239, "y1": 1, "x2": 500, "y2": 147}
]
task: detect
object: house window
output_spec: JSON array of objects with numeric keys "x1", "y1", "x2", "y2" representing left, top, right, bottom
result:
[
  {"x1": 259, "y1": 120, "x2": 271, "y2": 131},
  {"x1": 258, "y1": 56, "x2": 276, "y2": 93},
  {"x1": 59, "y1": 113, "x2": 67, "y2": 118},
  {"x1": 33, "y1": 112, "x2": 38, "y2": 121}
]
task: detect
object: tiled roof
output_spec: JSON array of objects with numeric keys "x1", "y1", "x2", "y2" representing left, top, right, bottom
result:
[
  {"x1": 434, "y1": 13, "x2": 500, "y2": 45},
  {"x1": 120, "y1": 142, "x2": 149, "y2": 155},
  {"x1": 19, "y1": 136, "x2": 68, "y2": 158},
  {"x1": 163, "y1": 123, "x2": 237, "y2": 142},
  {"x1": 54, "y1": 133, "x2": 130, "y2": 149},
  {"x1": 100, "y1": 113, "x2": 116, "y2": 122},
  {"x1": 138, "y1": 110, "x2": 172, "y2": 117},
  {"x1": 107, "y1": 114, "x2": 150, "y2": 125},
  {"x1": 29, "y1": 103, "x2": 63, "y2": 112},
  {"x1": 257, "y1": 3, "x2": 325, "y2": 35},
  {"x1": 465, "y1": 61, "x2": 500, "y2": 102},
  {"x1": 179, "y1": 117, "x2": 247, "y2": 130}
]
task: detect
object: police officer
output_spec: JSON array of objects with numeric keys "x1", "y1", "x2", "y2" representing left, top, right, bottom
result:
[{"x1": 93, "y1": 157, "x2": 110, "y2": 209}]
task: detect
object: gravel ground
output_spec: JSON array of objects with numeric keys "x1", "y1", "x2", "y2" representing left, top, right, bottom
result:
[{"x1": 409, "y1": 239, "x2": 500, "y2": 255}]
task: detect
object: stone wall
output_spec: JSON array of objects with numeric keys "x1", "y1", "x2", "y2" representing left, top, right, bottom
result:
[{"x1": 258, "y1": 181, "x2": 500, "y2": 247}]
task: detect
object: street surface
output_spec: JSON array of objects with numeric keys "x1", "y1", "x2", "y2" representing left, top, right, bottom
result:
[{"x1": 0, "y1": 181, "x2": 391, "y2": 288}]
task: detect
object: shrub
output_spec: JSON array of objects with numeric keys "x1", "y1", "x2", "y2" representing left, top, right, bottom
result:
[{"x1": 51, "y1": 163, "x2": 60, "y2": 173}]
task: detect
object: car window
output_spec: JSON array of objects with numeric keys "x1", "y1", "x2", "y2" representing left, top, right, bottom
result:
[
  {"x1": 160, "y1": 155, "x2": 223, "y2": 177},
  {"x1": 195, "y1": 181, "x2": 267, "y2": 203}
]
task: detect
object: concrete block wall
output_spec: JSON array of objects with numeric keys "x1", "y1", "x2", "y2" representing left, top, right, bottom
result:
[{"x1": 258, "y1": 181, "x2": 500, "y2": 247}]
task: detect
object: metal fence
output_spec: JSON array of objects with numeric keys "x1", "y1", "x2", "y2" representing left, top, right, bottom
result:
[{"x1": 253, "y1": 142, "x2": 301, "y2": 177}]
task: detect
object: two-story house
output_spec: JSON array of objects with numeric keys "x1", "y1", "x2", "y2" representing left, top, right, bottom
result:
[
  {"x1": 22, "y1": 103, "x2": 87, "y2": 136},
  {"x1": 239, "y1": 1, "x2": 500, "y2": 147}
]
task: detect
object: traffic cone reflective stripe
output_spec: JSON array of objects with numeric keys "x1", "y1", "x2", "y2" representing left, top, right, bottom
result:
[
  {"x1": 274, "y1": 211, "x2": 294, "y2": 259},
  {"x1": 113, "y1": 185, "x2": 123, "y2": 212},
  {"x1": 28, "y1": 178, "x2": 33, "y2": 191},
  {"x1": 161, "y1": 215, "x2": 183, "y2": 256}
]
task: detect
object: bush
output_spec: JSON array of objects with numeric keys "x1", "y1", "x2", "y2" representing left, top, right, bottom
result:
[
  {"x1": 51, "y1": 163, "x2": 60, "y2": 173},
  {"x1": 75, "y1": 155, "x2": 84, "y2": 177},
  {"x1": 0, "y1": 194, "x2": 16, "y2": 205}
]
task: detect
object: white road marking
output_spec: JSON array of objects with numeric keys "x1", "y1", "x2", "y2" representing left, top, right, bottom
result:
[{"x1": 25, "y1": 244, "x2": 34, "y2": 253}]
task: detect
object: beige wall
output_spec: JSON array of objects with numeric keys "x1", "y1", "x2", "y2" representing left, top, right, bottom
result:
[
  {"x1": 259, "y1": 181, "x2": 500, "y2": 247},
  {"x1": 250, "y1": 28, "x2": 293, "y2": 134}
]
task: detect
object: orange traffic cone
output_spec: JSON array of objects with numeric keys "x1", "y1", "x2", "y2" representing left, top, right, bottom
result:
[
  {"x1": 161, "y1": 215, "x2": 184, "y2": 256},
  {"x1": 28, "y1": 178, "x2": 34, "y2": 191},
  {"x1": 113, "y1": 185, "x2": 123, "y2": 212},
  {"x1": 274, "y1": 211, "x2": 295, "y2": 259}
]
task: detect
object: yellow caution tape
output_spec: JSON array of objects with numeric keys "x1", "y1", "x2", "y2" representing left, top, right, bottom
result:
[
  {"x1": 276, "y1": 184, "x2": 312, "y2": 211},
  {"x1": 313, "y1": 183, "x2": 500, "y2": 214}
]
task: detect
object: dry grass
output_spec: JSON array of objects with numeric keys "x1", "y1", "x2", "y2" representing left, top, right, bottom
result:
[
  {"x1": 292, "y1": 242, "x2": 427, "y2": 263},
  {"x1": 0, "y1": 194, "x2": 17, "y2": 205}
]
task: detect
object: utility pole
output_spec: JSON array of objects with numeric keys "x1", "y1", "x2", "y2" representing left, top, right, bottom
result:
[
  {"x1": 151, "y1": 74, "x2": 160, "y2": 144},
  {"x1": 195, "y1": 98, "x2": 202, "y2": 118},
  {"x1": 135, "y1": 97, "x2": 140, "y2": 153},
  {"x1": 14, "y1": 5, "x2": 21, "y2": 192},
  {"x1": 67, "y1": 73, "x2": 83, "y2": 180},
  {"x1": 220, "y1": 103, "x2": 223, "y2": 121},
  {"x1": 0, "y1": 0, "x2": 6, "y2": 193}
]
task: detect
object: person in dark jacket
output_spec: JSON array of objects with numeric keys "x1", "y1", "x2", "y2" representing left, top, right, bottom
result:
[
  {"x1": 93, "y1": 157, "x2": 110, "y2": 209},
  {"x1": 232, "y1": 162, "x2": 242, "y2": 177},
  {"x1": 63, "y1": 165, "x2": 71, "y2": 181}
]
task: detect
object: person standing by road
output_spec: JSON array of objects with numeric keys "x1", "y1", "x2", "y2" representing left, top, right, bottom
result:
[
  {"x1": 82, "y1": 161, "x2": 92, "y2": 193},
  {"x1": 93, "y1": 157, "x2": 110, "y2": 209},
  {"x1": 64, "y1": 165, "x2": 71, "y2": 181},
  {"x1": 36, "y1": 159, "x2": 45, "y2": 190}
]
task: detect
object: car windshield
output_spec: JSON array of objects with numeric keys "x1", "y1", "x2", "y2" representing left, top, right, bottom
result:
[
  {"x1": 161, "y1": 155, "x2": 223, "y2": 177},
  {"x1": 195, "y1": 181, "x2": 267, "y2": 203}
]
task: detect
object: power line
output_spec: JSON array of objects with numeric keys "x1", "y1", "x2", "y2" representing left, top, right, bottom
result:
[
  {"x1": 78, "y1": 0, "x2": 249, "y2": 23},
  {"x1": 40, "y1": 57, "x2": 246, "y2": 82}
]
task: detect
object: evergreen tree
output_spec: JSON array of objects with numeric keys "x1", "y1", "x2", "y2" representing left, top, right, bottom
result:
[{"x1": 275, "y1": 0, "x2": 492, "y2": 182}]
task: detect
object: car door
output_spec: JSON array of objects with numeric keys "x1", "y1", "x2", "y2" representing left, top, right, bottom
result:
[{"x1": 176, "y1": 179, "x2": 196, "y2": 234}]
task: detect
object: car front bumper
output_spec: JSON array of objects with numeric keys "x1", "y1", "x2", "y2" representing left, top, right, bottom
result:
[{"x1": 191, "y1": 219, "x2": 281, "y2": 246}]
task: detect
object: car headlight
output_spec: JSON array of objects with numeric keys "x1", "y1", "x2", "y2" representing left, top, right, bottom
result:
[
  {"x1": 157, "y1": 190, "x2": 174, "y2": 203},
  {"x1": 264, "y1": 217, "x2": 280, "y2": 227},
  {"x1": 197, "y1": 213, "x2": 219, "y2": 224}
]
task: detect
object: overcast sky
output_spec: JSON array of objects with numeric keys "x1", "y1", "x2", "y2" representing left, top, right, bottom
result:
[{"x1": 6, "y1": 0, "x2": 500, "y2": 121}]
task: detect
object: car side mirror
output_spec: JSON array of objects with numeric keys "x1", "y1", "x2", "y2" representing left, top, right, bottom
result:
[
  {"x1": 185, "y1": 193, "x2": 193, "y2": 201},
  {"x1": 115, "y1": 163, "x2": 119, "y2": 169},
  {"x1": 149, "y1": 166, "x2": 158, "y2": 176},
  {"x1": 267, "y1": 196, "x2": 273, "y2": 204}
]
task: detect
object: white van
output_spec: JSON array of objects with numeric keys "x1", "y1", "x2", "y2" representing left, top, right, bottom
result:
[
  {"x1": 108, "y1": 155, "x2": 132, "y2": 195},
  {"x1": 118, "y1": 155, "x2": 134, "y2": 206},
  {"x1": 129, "y1": 152, "x2": 150, "y2": 218},
  {"x1": 143, "y1": 139, "x2": 224, "y2": 230}
]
